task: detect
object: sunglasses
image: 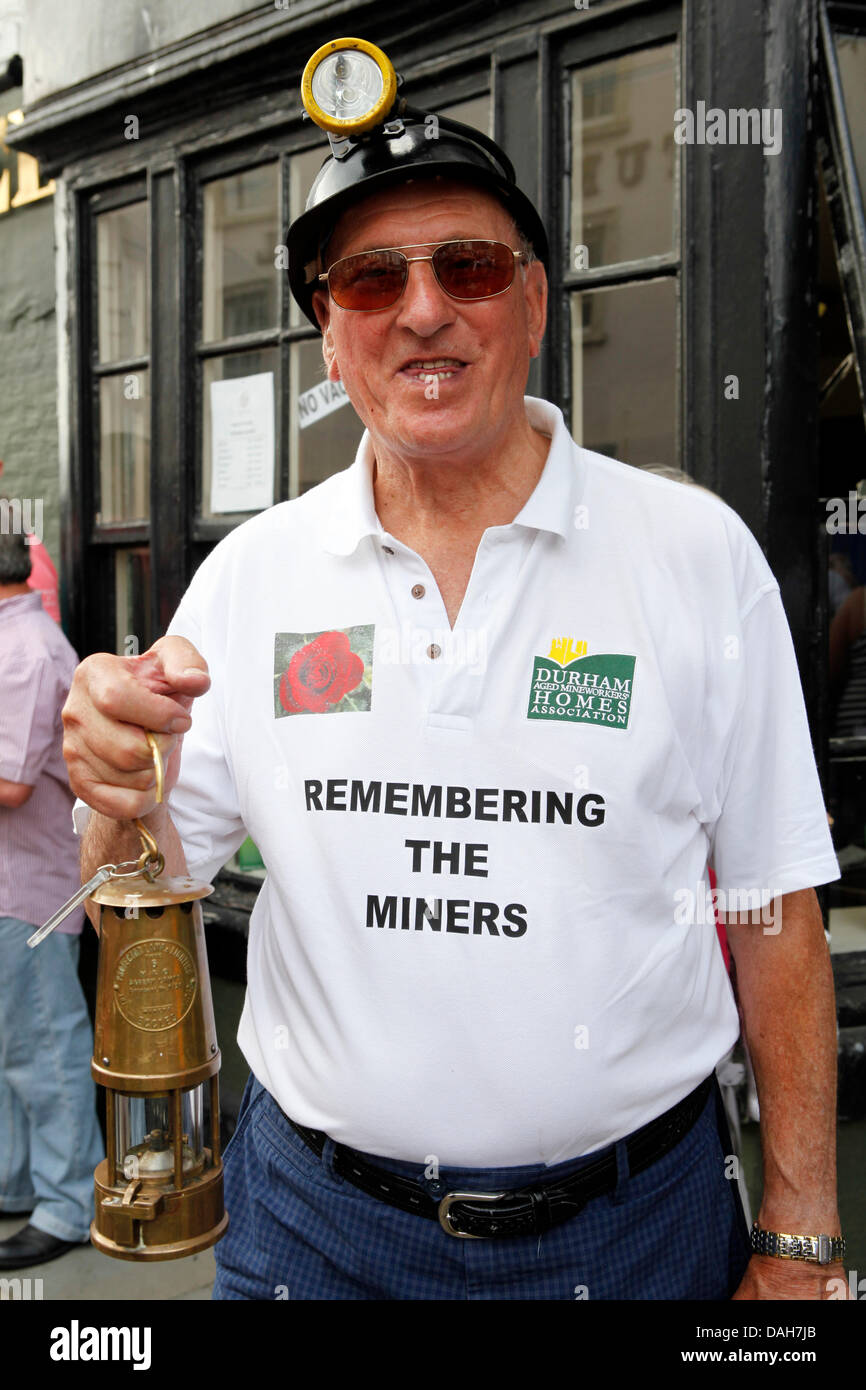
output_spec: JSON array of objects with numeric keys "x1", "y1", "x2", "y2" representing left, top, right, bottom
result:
[{"x1": 317, "y1": 239, "x2": 527, "y2": 311}]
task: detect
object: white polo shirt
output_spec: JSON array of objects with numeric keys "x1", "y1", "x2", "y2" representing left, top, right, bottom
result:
[{"x1": 74, "y1": 396, "x2": 839, "y2": 1167}]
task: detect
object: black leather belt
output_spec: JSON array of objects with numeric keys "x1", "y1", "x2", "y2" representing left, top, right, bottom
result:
[{"x1": 282, "y1": 1074, "x2": 714, "y2": 1239}]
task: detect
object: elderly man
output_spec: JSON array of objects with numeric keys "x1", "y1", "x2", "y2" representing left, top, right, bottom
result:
[{"x1": 63, "y1": 53, "x2": 845, "y2": 1300}]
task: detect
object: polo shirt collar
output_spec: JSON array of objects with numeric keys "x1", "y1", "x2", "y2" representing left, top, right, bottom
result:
[
  {"x1": 0, "y1": 591, "x2": 42, "y2": 622},
  {"x1": 318, "y1": 395, "x2": 584, "y2": 556}
]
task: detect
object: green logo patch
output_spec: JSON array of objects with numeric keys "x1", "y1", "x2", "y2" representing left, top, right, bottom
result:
[{"x1": 527, "y1": 650, "x2": 636, "y2": 729}]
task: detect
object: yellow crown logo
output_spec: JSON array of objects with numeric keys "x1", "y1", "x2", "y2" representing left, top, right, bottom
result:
[{"x1": 548, "y1": 637, "x2": 587, "y2": 665}]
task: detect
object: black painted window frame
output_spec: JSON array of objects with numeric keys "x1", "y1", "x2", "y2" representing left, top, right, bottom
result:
[{"x1": 77, "y1": 176, "x2": 151, "y2": 655}]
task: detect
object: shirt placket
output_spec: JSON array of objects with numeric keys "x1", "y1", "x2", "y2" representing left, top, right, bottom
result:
[{"x1": 375, "y1": 527, "x2": 533, "y2": 724}]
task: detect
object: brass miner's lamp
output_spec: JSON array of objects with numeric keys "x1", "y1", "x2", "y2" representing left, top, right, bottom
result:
[{"x1": 89, "y1": 734, "x2": 227, "y2": 1260}]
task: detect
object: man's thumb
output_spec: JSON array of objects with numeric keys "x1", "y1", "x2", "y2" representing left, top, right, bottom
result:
[{"x1": 146, "y1": 635, "x2": 211, "y2": 693}]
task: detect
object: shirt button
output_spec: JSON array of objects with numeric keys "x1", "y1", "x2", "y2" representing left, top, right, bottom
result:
[
  {"x1": 411, "y1": 583, "x2": 425, "y2": 599},
  {"x1": 382, "y1": 545, "x2": 394, "y2": 555},
  {"x1": 427, "y1": 643, "x2": 441, "y2": 660}
]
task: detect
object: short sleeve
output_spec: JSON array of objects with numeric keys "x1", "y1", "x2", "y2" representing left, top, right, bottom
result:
[
  {"x1": 162, "y1": 597, "x2": 249, "y2": 884},
  {"x1": 0, "y1": 654, "x2": 58, "y2": 784},
  {"x1": 709, "y1": 587, "x2": 839, "y2": 900}
]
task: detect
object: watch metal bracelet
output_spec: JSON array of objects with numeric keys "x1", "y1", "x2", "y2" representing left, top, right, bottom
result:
[{"x1": 750, "y1": 1222, "x2": 845, "y2": 1265}]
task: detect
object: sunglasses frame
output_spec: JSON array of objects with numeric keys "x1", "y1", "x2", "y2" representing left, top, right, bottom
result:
[{"x1": 317, "y1": 239, "x2": 527, "y2": 311}]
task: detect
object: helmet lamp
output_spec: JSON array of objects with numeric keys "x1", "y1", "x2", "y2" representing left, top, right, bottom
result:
[{"x1": 302, "y1": 38, "x2": 398, "y2": 135}]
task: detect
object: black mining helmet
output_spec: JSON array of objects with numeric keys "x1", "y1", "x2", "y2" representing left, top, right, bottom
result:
[{"x1": 288, "y1": 36, "x2": 550, "y2": 330}]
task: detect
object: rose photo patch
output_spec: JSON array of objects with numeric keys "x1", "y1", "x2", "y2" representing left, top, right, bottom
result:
[
  {"x1": 526, "y1": 637, "x2": 636, "y2": 729},
  {"x1": 274, "y1": 625, "x2": 374, "y2": 717}
]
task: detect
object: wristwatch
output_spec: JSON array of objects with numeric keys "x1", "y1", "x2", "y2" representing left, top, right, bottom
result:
[{"x1": 750, "y1": 1221, "x2": 845, "y2": 1265}]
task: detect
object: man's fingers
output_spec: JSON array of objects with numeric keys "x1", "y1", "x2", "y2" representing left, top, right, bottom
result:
[
  {"x1": 77, "y1": 777, "x2": 174, "y2": 824},
  {"x1": 63, "y1": 702, "x2": 179, "y2": 809},
  {"x1": 70, "y1": 653, "x2": 196, "y2": 733},
  {"x1": 69, "y1": 719, "x2": 177, "y2": 792}
]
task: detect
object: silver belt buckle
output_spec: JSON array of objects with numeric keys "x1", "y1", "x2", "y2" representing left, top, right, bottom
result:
[{"x1": 438, "y1": 1189, "x2": 507, "y2": 1238}]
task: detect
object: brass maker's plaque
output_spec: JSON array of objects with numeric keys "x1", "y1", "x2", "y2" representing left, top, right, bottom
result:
[{"x1": 114, "y1": 939, "x2": 197, "y2": 1032}]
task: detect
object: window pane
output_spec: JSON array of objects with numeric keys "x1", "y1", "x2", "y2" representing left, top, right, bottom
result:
[
  {"x1": 202, "y1": 164, "x2": 279, "y2": 342},
  {"x1": 827, "y1": 523, "x2": 866, "y2": 926},
  {"x1": 96, "y1": 203, "x2": 148, "y2": 362},
  {"x1": 201, "y1": 349, "x2": 279, "y2": 518},
  {"x1": 290, "y1": 339, "x2": 364, "y2": 494},
  {"x1": 569, "y1": 278, "x2": 676, "y2": 465},
  {"x1": 441, "y1": 94, "x2": 491, "y2": 132},
  {"x1": 289, "y1": 146, "x2": 330, "y2": 327},
  {"x1": 835, "y1": 35, "x2": 866, "y2": 216},
  {"x1": 571, "y1": 46, "x2": 677, "y2": 272},
  {"x1": 98, "y1": 370, "x2": 150, "y2": 523},
  {"x1": 829, "y1": 532, "x2": 866, "y2": 736},
  {"x1": 115, "y1": 547, "x2": 152, "y2": 657}
]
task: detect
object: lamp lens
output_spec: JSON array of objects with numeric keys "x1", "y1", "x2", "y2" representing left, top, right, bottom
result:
[
  {"x1": 311, "y1": 51, "x2": 384, "y2": 122},
  {"x1": 115, "y1": 1090, "x2": 205, "y2": 1181}
]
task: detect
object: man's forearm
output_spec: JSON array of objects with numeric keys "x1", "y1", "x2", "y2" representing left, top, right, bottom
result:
[
  {"x1": 80, "y1": 803, "x2": 189, "y2": 928},
  {"x1": 725, "y1": 887, "x2": 839, "y2": 1232}
]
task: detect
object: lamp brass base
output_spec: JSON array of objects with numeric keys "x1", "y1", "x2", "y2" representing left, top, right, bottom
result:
[{"x1": 91, "y1": 1157, "x2": 228, "y2": 1261}]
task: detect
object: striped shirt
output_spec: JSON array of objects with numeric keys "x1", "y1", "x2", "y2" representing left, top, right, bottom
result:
[{"x1": 0, "y1": 592, "x2": 84, "y2": 932}]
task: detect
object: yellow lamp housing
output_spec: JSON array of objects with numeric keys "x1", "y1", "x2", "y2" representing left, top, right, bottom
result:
[{"x1": 301, "y1": 37, "x2": 398, "y2": 135}]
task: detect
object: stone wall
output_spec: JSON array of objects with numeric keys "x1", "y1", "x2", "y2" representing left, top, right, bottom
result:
[{"x1": 0, "y1": 87, "x2": 58, "y2": 584}]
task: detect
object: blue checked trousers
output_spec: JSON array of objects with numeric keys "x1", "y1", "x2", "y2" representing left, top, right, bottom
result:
[{"x1": 212, "y1": 1073, "x2": 752, "y2": 1300}]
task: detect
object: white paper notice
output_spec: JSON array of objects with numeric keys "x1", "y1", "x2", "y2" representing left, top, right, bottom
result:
[{"x1": 210, "y1": 372, "x2": 275, "y2": 513}]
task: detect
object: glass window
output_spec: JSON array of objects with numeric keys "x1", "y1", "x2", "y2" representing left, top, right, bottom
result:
[
  {"x1": 442, "y1": 94, "x2": 490, "y2": 132},
  {"x1": 98, "y1": 371, "x2": 150, "y2": 524},
  {"x1": 570, "y1": 279, "x2": 676, "y2": 465},
  {"x1": 566, "y1": 43, "x2": 679, "y2": 465},
  {"x1": 97, "y1": 203, "x2": 148, "y2": 362},
  {"x1": 835, "y1": 35, "x2": 866, "y2": 215},
  {"x1": 819, "y1": 153, "x2": 866, "y2": 926},
  {"x1": 290, "y1": 337, "x2": 363, "y2": 494},
  {"x1": 93, "y1": 199, "x2": 151, "y2": 526},
  {"x1": 571, "y1": 45, "x2": 677, "y2": 271},
  {"x1": 202, "y1": 164, "x2": 279, "y2": 342},
  {"x1": 198, "y1": 162, "x2": 281, "y2": 521},
  {"x1": 201, "y1": 348, "x2": 279, "y2": 517},
  {"x1": 114, "y1": 547, "x2": 152, "y2": 658},
  {"x1": 289, "y1": 146, "x2": 330, "y2": 328}
]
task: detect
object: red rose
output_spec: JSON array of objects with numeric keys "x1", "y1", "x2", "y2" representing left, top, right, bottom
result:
[{"x1": 278, "y1": 630, "x2": 364, "y2": 714}]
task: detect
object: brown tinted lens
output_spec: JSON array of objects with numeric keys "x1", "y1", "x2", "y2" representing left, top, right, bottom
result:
[
  {"x1": 328, "y1": 250, "x2": 407, "y2": 309},
  {"x1": 433, "y1": 241, "x2": 515, "y2": 299}
]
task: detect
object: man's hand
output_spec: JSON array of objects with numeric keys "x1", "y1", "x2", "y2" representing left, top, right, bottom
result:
[
  {"x1": 732, "y1": 1255, "x2": 852, "y2": 1300},
  {"x1": 0, "y1": 777, "x2": 33, "y2": 808},
  {"x1": 62, "y1": 635, "x2": 210, "y2": 820}
]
